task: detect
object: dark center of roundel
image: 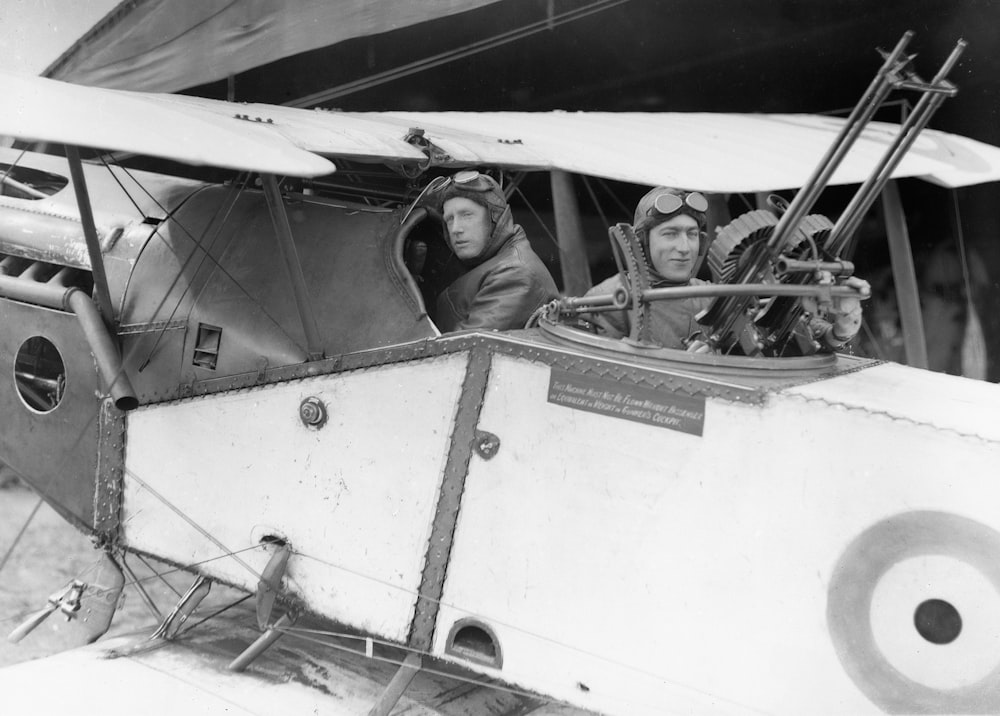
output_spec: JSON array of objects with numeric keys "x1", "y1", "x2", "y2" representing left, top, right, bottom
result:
[{"x1": 914, "y1": 598, "x2": 962, "y2": 645}]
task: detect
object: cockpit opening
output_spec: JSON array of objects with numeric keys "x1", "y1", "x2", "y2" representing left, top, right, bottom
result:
[
  {"x1": 398, "y1": 207, "x2": 465, "y2": 328},
  {"x1": 0, "y1": 163, "x2": 68, "y2": 200}
]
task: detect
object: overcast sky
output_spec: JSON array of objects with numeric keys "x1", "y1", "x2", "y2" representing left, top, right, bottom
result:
[{"x1": 1, "y1": 0, "x2": 118, "y2": 75}]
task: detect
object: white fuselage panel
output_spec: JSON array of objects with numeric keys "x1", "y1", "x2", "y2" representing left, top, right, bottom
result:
[
  {"x1": 434, "y1": 354, "x2": 1000, "y2": 715},
  {"x1": 124, "y1": 353, "x2": 467, "y2": 641}
]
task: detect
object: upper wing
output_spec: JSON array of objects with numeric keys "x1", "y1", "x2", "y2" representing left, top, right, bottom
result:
[
  {"x1": 0, "y1": 72, "x2": 334, "y2": 178},
  {"x1": 6, "y1": 70, "x2": 1000, "y2": 191},
  {"x1": 373, "y1": 111, "x2": 1000, "y2": 191},
  {"x1": 157, "y1": 93, "x2": 1000, "y2": 191}
]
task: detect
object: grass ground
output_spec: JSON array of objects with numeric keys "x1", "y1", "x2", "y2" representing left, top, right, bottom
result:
[{"x1": 0, "y1": 483, "x2": 243, "y2": 667}]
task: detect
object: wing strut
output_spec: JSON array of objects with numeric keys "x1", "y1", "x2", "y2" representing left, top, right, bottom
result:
[
  {"x1": 262, "y1": 174, "x2": 324, "y2": 360},
  {"x1": 551, "y1": 171, "x2": 592, "y2": 295},
  {"x1": 881, "y1": 180, "x2": 928, "y2": 368},
  {"x1": 65, "y1": 145, "x2": 116, "y2": 323},
  {"x1": 229, "y1": 611, "x2": 298, "y2": 671},
  {"x1": 368, "y1": 653, "x2": 423, "y2": 716}
]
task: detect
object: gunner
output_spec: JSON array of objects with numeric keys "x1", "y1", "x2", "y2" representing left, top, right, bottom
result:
[
  {"x1": 586, "y1": 186, "x2": 866, "y2": 351},
  {"x1": 430, "y1": 170, "x2": 558, "y2": 332}
]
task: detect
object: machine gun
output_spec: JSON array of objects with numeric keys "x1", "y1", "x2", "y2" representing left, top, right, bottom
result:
[{"x1": 697, "y1": 31, "x2": 965, "y2": 357}]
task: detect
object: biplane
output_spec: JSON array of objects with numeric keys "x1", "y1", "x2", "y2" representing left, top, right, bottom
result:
[{"x1": 2, "y1": 29, "x2": 1000, "y2": 715}]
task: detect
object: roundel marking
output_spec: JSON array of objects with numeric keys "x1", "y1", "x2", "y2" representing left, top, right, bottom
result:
[{"x1": 827, "y1": 511, "x2": 1000, "y2": 713}]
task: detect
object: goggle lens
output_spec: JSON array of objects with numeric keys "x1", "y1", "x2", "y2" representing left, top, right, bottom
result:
[
  {"x1": 453, "y1": 169, "x2": 483, "y2": 184},
  {"x1": 652, "y1": 190, "x2": 708, "y2": 215}
]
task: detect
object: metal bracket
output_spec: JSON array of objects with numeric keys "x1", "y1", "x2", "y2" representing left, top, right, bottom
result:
[
  {"x1": 257, "y1": 544, "x2": 291, "y2": 629},
  {"x1": 8, "y1": 551, "x2": 125, "y2": 645},
  {"x1": 7, "y1": 580, "x2": 84, "y2": 643},
  {"x1": 150, "y1": 575, "x2": 212, "y2": 640}
]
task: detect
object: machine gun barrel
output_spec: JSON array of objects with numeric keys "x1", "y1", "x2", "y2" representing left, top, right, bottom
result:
[
  {"x1": 700, "y1": 32, "x2": 914, "y2": 350},
  {"x1": 559, "y1": 282, "x2": 870, "y2": 315},
  {"x1": 824, "y1": 39, "x2": 966, "y2": 256},
  {"x1": 761, "y1": 31, "x2": 914, "y2": 259},
  {"x1": 774, "y1": 258, "x2": 855, "y2": 277}
]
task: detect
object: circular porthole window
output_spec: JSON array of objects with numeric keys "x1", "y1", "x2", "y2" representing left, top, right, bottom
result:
[{"x1": 14, "y1": 337, "x2": 66, "y2": 413}]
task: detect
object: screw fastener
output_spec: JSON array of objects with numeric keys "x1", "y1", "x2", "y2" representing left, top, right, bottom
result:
[{"x1": 299, "y1": 397, "x2": 328, "y2": 428}]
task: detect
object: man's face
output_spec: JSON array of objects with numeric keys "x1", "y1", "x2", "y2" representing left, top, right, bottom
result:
[
  {"x1": 647, "y1": 214, "x2": 701, "y2": 282},
  {"x1": 443, "y1": 197, "x2": 491, "y2": 261}
]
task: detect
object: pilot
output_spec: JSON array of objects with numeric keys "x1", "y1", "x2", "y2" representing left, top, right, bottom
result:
[
  {"x1": 586, "y1": 186, "x2": 866, "y2": 351},
  {"x1": 430, "y1": 170, "x2": 558, "y2": 332}
]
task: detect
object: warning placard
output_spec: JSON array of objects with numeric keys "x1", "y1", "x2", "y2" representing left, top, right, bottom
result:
[{"x1": 547, "y1": 369, "x2": 705, "y2": 436}]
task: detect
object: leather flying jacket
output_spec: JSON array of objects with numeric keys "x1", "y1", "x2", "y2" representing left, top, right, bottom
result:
[{"x1": 435, "y1": 223, "x2": 559, "y2": 332}]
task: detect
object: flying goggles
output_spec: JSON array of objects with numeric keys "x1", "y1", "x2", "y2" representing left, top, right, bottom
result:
[
  {"x1": 404, "y1": 170, "x2": 500, "y2": 223},
  {"x1": 647, "y1": 190, "x2": 708, "y2": 216},
  {"x1": 422, "y1": 169, "x2": 498, "y2": 197}
]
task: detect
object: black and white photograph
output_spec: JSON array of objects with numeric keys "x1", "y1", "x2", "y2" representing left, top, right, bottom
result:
[{"x1": 2, "y1": 1, "x2": 999, "y2": 713}]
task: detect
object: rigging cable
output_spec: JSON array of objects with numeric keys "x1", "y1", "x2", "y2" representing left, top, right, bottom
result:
[
  {"x1": 951, "y1": 190, "x2": 987, "y2": 378},
  {"x1": 511, "y1": 183, "x2": 565, "y2": 261},
  {"x1": 0, "y1": 495, "x2": 43, "y2": 578},
  {"x1": 0, "y1": 544, "x2": 263, "y2": 630},
  {"x1": 124, "y1": 468, "x2": 262, "y2": 581},
  {"x1": 594, "y1": 176, "x2": 633, "y2": 216},
  {"x1": 134, "y1": 552, "x2": 183, "y2": 598},
  {"x1": 0, "y1": 148, "x2": 29, "y2": 191},
  {"x1": 95, "y1": 159, "x2": 309, "y2": 368},
  {"x1": 277, "y1": 625, "x2": 772, "y2": 715},
  {"x1": 119, "y1": 554, "x2": 164, "y2": 620},
  {"x1": 173, "y1": 593, "x2": 252, "y2": 639},
  {"x1": 290, "y1": 549, "x2": 767, "y2": 714},
  {"x1": 581, "y1": 174, "x2": 621, "y2": 276},
  {"x1": 287, "y1": 0, "x2": 632, "y2": 107}
]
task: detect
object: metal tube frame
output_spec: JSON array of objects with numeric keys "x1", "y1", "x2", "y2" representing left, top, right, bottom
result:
[
  {"x1": 261, "y1": 173, "x2": 324, "y2": 360},
  {"x1": 881, "y1": 180, "x2": 928, "y2": 368},
  {"x1": 64, "y1": 145, "x2": 116, "y2": 323},
  {"x1": 0, "y1": 276, "x2": 137, "y2": 409},
  {"x1": 563, "y1": 282, "x2": 869, "y2": 313}
]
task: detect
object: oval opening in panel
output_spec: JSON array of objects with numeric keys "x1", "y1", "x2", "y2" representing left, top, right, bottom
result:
[
  {"x1": 445, "y1": 618, "x2": 502, "y2": 668},
  {"x1": 14, "y1": 336, "x2": 66, "y2": 413}
]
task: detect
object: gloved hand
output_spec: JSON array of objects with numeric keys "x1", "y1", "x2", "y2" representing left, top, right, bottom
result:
[
  {"x1": 685, "y1": 335, "x2": 716, "y2": 354},
  {"x1": 827, "y1": 276, "x2": 870, "y2": 342}
]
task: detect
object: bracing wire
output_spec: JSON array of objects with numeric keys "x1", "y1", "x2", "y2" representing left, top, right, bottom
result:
[
  {"x1": 134, "y1": 552, "x2": 184, "y2": 598},
  {"x1": 279, "y1": 626, "x2": 561, "y2": 705},
  {"x1": 277, "y1": 625, "x2": 771, "y2": 715},
  {"x1": 120, "y1": 554, "x2": 164, "y2": 620},
  {"x1": 124, "y1": 468, "x2": 262, "y2": 581},
  {"x1": 290, "y1": 550, "x2": 762, "y2": 712},
  {"x1": 175, "y1": 593, "x2": 253, "y2": 639},
  {"x1": 287, "y1": 0, "x2": 632, "y2": 108},
  {"x1": 0, "y1": 495, "x2": 43, "y2": 577},
  {"x1": 594, "y1": 177, "x2": 632, "y2": 217},
  {"x1": 0, "y1": 544, "x2": 264, "y2": 630},
  {"x1": 581, "y1": 174, "x2": 623, "y2": 278},
  {"x1": 951, "y1": 190, "x2": 976, "y2": 316},
  {"x1": 0, "y1": 148, "x2": 29, "y2": 190},
  {"x1": 95, "y1": 156, "x2": 309, "y2": 367},
  {"x1": 511, "y1": 184, "x2": 565, "y2": 259},
  {"x1": 1, "y1": 492, "x2": 766, "y2": 713}
]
